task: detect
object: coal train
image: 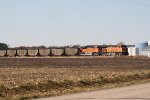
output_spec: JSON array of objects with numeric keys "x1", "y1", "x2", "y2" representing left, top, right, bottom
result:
[{"x1": 0, "y1": 45, "x2": 128, "y2": 57}]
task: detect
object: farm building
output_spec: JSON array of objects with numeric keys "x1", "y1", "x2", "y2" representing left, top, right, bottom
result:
[
  {"x1": 141, "y1": 46, "x2": 150, "y2": 57},
  {"x1": 135, "y1": 42, "x2": 148, "y2": 55},
  {"x1": 128, "y1": 47, "x2": 139, "y2": 56}
]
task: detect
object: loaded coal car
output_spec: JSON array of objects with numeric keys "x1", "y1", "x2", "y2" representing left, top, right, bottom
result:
[
  {"x1": 27, "y1": 49, "x2": 38, "y2": 56},
  {"x1": 39, "y1": 49, "x2": 50, "y2": 56},
  {"x1": 0, "y1": 50, "x2": 6, "y2": 57},
  {"x1": 17, "y1": 50, "x2": 28, "y2": 56},
  {"x1": 64, "y1": 47, "x2": 79, "y2": 56},
  {"x1": 7, "y1": 49, "x2": 17, "y2": 57},
  {"x1": 51, "y1": 48, "x2": 65, "y2": 56}
]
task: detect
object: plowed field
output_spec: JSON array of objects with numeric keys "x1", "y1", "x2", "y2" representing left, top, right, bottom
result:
[
  {"x1": 0, "y1": 57, "x2": 150, "y2": 100},
  {"x1": 0, "y1": 57, "x2": 150, "y2": 68}
]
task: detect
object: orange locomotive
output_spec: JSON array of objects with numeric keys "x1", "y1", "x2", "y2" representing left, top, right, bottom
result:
[
  {"x1": 102, "y1": 45, "x2": 128, "y2": 56},
  {"x1": 80, "y1": 47, "x2": 102, "y2": 56},
  {"x1": 80, "y1": 45, "x2": 128, "y2": 56}
]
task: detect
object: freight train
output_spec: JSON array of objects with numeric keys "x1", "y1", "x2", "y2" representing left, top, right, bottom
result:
[{"x1": 0, "y1": 45, "x2": 128, "y2": 57}]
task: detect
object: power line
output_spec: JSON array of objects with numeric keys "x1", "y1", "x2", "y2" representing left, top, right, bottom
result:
[{"x1": 129, "y1": 0, "x2": 150, "y2": 7}]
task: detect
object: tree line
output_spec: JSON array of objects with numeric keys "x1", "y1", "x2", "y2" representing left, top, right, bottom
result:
[{"x1": 0, "y1": 43, "x2": 9, "y2": 50}]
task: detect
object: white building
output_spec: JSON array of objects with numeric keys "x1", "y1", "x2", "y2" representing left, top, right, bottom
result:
[
  {"x1": 128, "y1": 47, "x2": 139, "y2": 56},
  {"x1": 141, "y1": 46, "x2": 150, "y2": 57}
]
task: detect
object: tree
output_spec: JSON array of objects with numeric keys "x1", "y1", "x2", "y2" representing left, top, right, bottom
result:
[{"x1": 0, "y1": 43, "x2": 9, "y2": 50}]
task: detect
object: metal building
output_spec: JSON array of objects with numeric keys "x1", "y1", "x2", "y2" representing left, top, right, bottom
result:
[
  {"x1": 148, "y1": 41, "x2": 150, "y2": 46},
  {"x1": 135, "y1": 42, "x2": 148, "y2": 55},
  {"x1": 128, "y1": 47, "x2": 139, "y2": 56},
  {"x1": 141, "y1": 46, "x2": 150, "y2": 57}
]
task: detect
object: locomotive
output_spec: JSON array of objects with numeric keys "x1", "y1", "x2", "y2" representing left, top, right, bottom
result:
[
  {"x1": 79, "y1": 45, "x2": 128, "y2": 56},
  {"x1": 0, "y1": 45, "x2": 128, "y2": 57}
]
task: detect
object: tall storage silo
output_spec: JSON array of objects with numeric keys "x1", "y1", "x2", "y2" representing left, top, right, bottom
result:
[
  {"x1": 132, "y1": 47, "x2": 139, "y2": 56},
  {"x1": 128, "y1": 47, "x2": 139, "y2": 56},
  {"x1": 135, "y1": 42, "x2": 148, "y2": 55},
  {"x1": 128, "y1": 47, "x2": 132, "y2": 56},
  {"x1": 141, "y1": 46, "x2": 150, "y2": 57},
  {"x1": 148, "y1": 41, "x2": 150, "y2": 46},
  {"x1": 148, "y1": 53, "x2": 150, "y2": 57}
]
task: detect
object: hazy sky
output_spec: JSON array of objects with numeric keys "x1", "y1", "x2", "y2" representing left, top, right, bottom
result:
[{"x1": 0, "y1": 0, "x2": 150, "y2": 47}]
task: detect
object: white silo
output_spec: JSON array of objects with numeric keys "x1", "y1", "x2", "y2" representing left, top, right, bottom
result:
[
  {"x1": 135, "y1": 42, "x2": 148, "y2": 55},
  {"x1": 148, "y1": 53, "x2": 150, "y2": 57},
  {"x1": 128, "y1": 47, "x2": 132, "y2": 56},
  {"x1": 132, "y1": 47, "x2": 136, "y2": 56},
  {"x1": 128, "y1": 47, "x2": 139, "y2": 56},
  {"x1": 132, "y1": 48, "x2": 139, "y2": 56},
  {"x1": 148, "y1": 41, "x2": 150, "y2": 45}
]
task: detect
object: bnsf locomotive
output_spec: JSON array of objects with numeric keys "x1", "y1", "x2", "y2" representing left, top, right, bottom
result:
[
  {"x1": 0, "y1": 45, "x2": 128, "y2": 57},
  {"x1": 80, "y1": 45, "x2": 128, "y2": 56}
]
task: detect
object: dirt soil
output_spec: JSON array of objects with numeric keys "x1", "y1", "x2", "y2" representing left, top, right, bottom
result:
[
  {"x1": 0, "y1": 57, "x2": 150, "y2": 68},
  {"x1": 0, "y1": 57, "x2": 150, "y2": 87},
  {"x1": 0, "y1": 57, "x2": 150, "y2": 99}
]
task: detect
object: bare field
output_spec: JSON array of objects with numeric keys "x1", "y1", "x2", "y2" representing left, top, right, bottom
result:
[
  {"x1": 0, "y1": 57, "x2": 150, "y2": 99},
  {"x1": 0, "y1": 57, "x2": 150, "y2": 68}
]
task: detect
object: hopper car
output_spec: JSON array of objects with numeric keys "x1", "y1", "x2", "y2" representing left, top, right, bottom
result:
[
  {"x1": 0, "y1": 50, "x2": 6, "y2": 57},
  {"x1": 39, "y1": 49, "x2": 50, "y2": 56},
  {"x1": 17, "y1": 50, "x2": 27, "y2": 56},
  {"x1": 65, "y1": 48, "x2": 79, "y2": 56},
  {"x1": 0, "y1": 45, "x2": 128, "y2": 57},
  {"x1": 7, "y1": 50, "x2": 17, "y2": 57},
  {"x1": 51, "y1": 48, "x2": 64, "y2": 56},
  {"x1": 27, "y1": 49, "x2": 38, "y2": 56}
]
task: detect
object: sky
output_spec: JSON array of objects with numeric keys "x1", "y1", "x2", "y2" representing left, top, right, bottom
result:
[{"x1": 0, "y1": 0, "x2": 150, "y2": 47}]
